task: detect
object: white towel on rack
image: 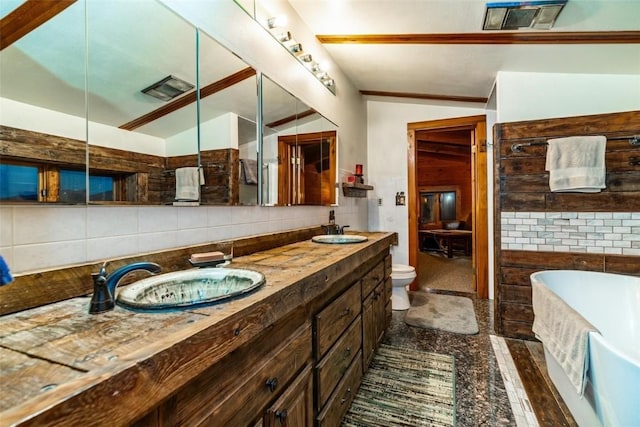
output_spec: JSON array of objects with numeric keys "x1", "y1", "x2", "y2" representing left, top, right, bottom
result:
[
  {"x1": 175, "y1": 167, "x2": 204, "y2": 201},
  {"x1": 545, "y1": 135, "x2": 607, "y2": 192}
]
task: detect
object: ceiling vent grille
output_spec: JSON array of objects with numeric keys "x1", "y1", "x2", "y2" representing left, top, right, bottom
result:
[{"x1": 483, "y1": 1, "x2": 568, "y2": 30}]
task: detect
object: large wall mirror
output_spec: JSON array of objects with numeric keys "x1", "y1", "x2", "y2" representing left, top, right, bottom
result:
[
  {"x1": 1, "y1": 0, "x2": 259, "y2": 206},
  {"x1": 1, "y1": 0, "x2": 87, "y2": 203},
  {"x1": 261, "y1": 76, "x2": 337, "y2": 206}
]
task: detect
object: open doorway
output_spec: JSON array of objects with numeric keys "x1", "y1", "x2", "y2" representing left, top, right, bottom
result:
[{"x1": 407, "y1": 115, "x2": 488, "y2": 298}]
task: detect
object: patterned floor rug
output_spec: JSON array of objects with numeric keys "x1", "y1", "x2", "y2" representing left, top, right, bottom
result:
[{"x1": 342, "y1": 344, "x2": 456, "y2": 427}]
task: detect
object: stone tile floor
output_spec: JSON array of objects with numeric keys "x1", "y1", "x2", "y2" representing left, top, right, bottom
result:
[{"x1": 383, "y1": 292, "x2": 537, "y2": 426}]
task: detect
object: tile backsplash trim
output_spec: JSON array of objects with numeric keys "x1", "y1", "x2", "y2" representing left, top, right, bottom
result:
[
  {"x1": 501, "y1": 211, "x2": 640, "y2": 256},
  {"x1": 0, "y1": 201, "x2": 367, "y2": 275}
]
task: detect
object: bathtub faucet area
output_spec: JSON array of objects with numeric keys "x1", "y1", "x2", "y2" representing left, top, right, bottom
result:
[{"x1": 89, "y1": 261, "x2": 162, "y2": 314}]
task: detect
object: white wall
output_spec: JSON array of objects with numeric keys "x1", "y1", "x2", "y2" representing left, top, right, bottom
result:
[
  {"x1": 496, "y1": 71, "x2": 640, "y2": 123},
  {"x1": 366, "y1": 100, "x2": 486, "y2": 266},
  {"x1": 0, "y1": 2, "x2": 368, "y2": 275}
]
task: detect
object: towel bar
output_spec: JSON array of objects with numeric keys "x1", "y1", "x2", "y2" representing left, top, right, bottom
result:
[{"x1": 510, "y1": 135, "x2": 639, "y2": 153}]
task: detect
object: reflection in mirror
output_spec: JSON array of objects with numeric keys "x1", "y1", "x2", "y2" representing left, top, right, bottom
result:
[
  {"x1": 86, "y1": 0, "x2": 198, "y2": 204},
  {"x1": 0, "y1": 0, "x2": 87, "y2": 204},
  {"x1": 85, "y1": 1, "x2": 257, "y2": 205},
  {"x1": 198, "y1": 30, "x2": 258, "y2": 205},
  {"x1": 1, "y1": 0, "x2": 259, "y2": 206},
  {"x1": 260, "y1": 76, "x2": 337, "y2": 206}
]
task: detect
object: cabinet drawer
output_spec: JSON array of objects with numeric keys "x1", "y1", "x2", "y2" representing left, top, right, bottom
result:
[
  {"x1": 362, "y1": 262, "x2": 384, "y2": 298},
  {"x1": 179, "y1": 323, "x2": 312, "y2": 426},
  {"x1": 316, "y1": 315, "x2": 362, "y2": 408},
  {"x1": 317, "y1": 352, "x2": 363, "y2": 427},
  {"x1": 315, "y1": 283, "x2": 361, "y2": 358}
]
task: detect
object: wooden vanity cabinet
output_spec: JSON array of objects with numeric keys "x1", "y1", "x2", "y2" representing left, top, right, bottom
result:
[
  {"x1": 134, "y1": 319, "x2": 312, "y2": 427},
  {"x1": 362, "y1": 256, "x2": 391, "y2": 371},
  {"x1": 135, "y1": 259, "x2": 392, "y2": 427},
  {"x1": 262, "y1": 364, "x2": 314, "y2": 427}
]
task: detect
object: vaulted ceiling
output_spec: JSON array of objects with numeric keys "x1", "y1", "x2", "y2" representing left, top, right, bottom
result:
[{"x1": 289, "y1": 0, "x2": 640, "y2": 104}]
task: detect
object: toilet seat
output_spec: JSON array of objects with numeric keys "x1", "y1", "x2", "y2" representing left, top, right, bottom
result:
[{"x1": 390, "y1": 264, "x2": 416, "y2": 311}]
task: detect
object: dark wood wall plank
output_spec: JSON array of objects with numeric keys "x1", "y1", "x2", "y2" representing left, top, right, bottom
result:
[{"x1": 494, "y1": 110, "x2": 640, "y2": 340}]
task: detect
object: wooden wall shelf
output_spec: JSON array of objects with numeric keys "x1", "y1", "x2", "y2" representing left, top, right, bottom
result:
[{"x1": 341, "y1": 183, "x2": 374, "y2": 198}]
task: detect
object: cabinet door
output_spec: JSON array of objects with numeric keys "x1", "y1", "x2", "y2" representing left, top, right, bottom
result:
[
  {"x1": 373, "y1": 283, "x2": 386, "y2": 346},
  {"x1": 265, "y1": 364, "x2": 313, "y2": 427},
  {"x1": 362, "y1": 291, "x2": 376, "y2": 370}
]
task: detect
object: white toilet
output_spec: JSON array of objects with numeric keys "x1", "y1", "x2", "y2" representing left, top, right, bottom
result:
[{"x1": 391, "y1": 264, "x2": 416, "y2": 310}]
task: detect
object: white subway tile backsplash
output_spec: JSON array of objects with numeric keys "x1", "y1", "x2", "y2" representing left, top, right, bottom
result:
[
  {"x1": 87, "y1": 206, "x2": 138, "y2": 238},
  {"x1": 14, "y1": 240, "x2": 86, "y2": 273},
  {"x1": 0, "y1": 207, "x2": 12, "y2": 246},
  {"x1": 138, "y1": 230, "x2": 178, "y2": 253},
  {"x1": 14, "y1": 207, "x2": 86, "y2": 245},
  {"x1": 177, "y1": 207, "x2": 209, "y2": 230},
  {"x1": 138, "y1": 207, "x2": 178, "y2": 233},
  {"x1": 501, "y1": 211, "x2": 640, "y2": 256},
  {"x1": 87, "y1": 235, "x2": 139, "y2": 262}
]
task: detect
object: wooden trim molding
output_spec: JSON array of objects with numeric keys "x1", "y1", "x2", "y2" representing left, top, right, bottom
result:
[
  {"x1": 361, "y1": 90, "x2": 487, "y2": 104},
  {"x1": 120, "y1": 67, "x2": 256, "y2": 131},
  {"x1": 317, "y1": 31, "x2": 640, "y2": 45},
  {"x1": 0, "y1": 0, "x2": 77, "y2": 50}
]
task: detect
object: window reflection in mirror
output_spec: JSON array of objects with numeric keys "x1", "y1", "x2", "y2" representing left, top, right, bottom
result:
[
  {"x1": 0, "y1": 0, "x2": 87, "y2": 204},
  {"x1": 260, "y1": 76, "x2": 337, "y2": 206},
  {"x1": 1, "y1": 0, "x2": 259, "y2": 206}
]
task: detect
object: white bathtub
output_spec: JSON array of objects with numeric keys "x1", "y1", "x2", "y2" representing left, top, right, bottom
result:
[{"x1": 530, "y1": 270, "x2": 640, "y2": 427}]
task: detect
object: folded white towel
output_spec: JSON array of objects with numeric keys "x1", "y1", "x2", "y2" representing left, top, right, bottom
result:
[
  {"x1": 175, "y1": 167, "x2": 204, "y2": 201},
  {"x1": 545, "y1": 135, "x2": 606, "y2": 192},
  {"x1": 532, "y1": 281, "x2": 599, "y2": 395}
]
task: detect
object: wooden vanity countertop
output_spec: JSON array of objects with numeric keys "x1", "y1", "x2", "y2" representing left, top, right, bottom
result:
[{"x1": 0, "y1": 231, "x2": 395, "y2": 426}]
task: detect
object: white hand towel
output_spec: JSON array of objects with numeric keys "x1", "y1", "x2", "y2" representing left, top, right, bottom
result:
[
  {"x1": 545, "y1": 135, "x2": 606, "y2": 192},
  {"x1": 175, "y1": 167, "x2": 204, "y2": 201}
]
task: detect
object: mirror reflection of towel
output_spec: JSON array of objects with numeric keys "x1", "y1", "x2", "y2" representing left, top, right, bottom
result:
[
  {"x1": 240, "y1": 159, "x2": 258, "y2": 185},
  {"x1": 545, "y1": 135, "x2": 606, "y2": 192},
  {"x1": 175, "y1": 167, "x2": 204, "y2": 201}
]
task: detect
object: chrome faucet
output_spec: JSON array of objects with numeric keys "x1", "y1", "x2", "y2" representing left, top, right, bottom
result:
[{"x1": 89, "y1": 261, "x2": 161, "y2": 314}]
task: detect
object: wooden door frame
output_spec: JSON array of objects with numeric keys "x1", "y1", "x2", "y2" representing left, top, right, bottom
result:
[
  {"x1": 277, "y1": 131, "x2": 337, "y2": 206},
  {"x1": 408, "y1": 115, "x2": 488, "y2": 298}
]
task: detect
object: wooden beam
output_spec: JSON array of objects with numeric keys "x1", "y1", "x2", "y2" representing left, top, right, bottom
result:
[
  {"x1": 266, "y1": 109, "x2": 315, "y2": 129},
  {"x1": 120, "y1": 67, "x2": 256, "y2": 131},
  {"x1": 361, "y1": 90, "x2": 487, "y2": 104},
  {"x1": 318, "y1": 31, "x2": 640, "y2": 45},
  {"x1": 0, "y1": 0, "x2": 77, "y2": 51}
]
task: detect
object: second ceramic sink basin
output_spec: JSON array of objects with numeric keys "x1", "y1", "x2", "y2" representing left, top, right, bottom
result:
[
  {"x1": 117, "y1": 268, "x2": 265, "y2": 310},
  {"x1": 311, "y1": 234, "x2": 368, "y2": 244}
]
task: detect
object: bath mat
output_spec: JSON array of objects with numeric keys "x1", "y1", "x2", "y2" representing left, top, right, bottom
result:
[
  {"x1": 405, "y1": 293, "x2": 479, "y2": 335},
  {"x1": 342, "y1": 344, "x2": 455, "y2": 427}
]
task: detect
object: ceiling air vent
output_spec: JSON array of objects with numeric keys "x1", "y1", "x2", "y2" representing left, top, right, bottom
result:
[{"x1": 483, "y1": 0, "x2": 568, "y2": 30}]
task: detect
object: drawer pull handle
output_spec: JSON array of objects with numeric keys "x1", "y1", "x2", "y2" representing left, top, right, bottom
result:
[
  {"x1": 275, "y1": 410, "x2": 287, "y2": 422},
  {"x1": 266, "y1": 377, "x2": 279, "y2": 392},
  {"x1": 340, "y1": 307, "x2": 351, "y2": 318},
  {"x1": 343, "y1": 347, "x2": 352, "y2": 359},
  {"x1": 340, "y1": 387, "x2": 352, "y2": 404}
]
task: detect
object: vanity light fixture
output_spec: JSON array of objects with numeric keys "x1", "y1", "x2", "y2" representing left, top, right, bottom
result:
[
  {"x1": 264, "y1": 15, "x2": 336, "y2": 94},
  {"x1": 141, "y1": 75, "x2": 194, "y2": 102}
]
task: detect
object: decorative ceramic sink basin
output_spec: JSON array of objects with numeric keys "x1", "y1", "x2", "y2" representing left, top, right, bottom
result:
[
  {"x1": 311, "y1": 234, "x2": 368, "y2": 244},
  {"x1": 117, "y1": 268, "x2": 265, "y2": 310}
]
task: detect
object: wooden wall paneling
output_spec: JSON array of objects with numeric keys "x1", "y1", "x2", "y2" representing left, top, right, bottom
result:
[
  {"x1": 1, "y1": 125, "x2": 85, "y2": 166},
  {"x1": 493, "y1": 110, "x2": 640, "y2": 339}
]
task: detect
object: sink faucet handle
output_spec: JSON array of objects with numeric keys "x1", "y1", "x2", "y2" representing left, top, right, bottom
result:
[{"x1": 340, "y1": 225, "x2": 350, "y2": 234}]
